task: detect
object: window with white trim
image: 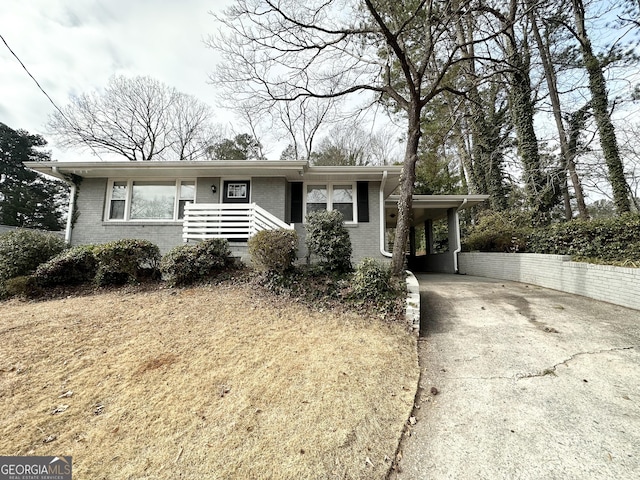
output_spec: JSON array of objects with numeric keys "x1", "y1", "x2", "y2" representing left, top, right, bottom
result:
[
  {"x1": 227, "y1": 183, "x2": 247, "y2": 199},
  {"x1": 177, "y1": 181, "x2": 195, "y2": 219},
  {"x1": 305, "y1": 183, "x2": 355, "y2": 222},
  {"x1": 106, "y1": 180, "x2": 195, "y2": 221}
]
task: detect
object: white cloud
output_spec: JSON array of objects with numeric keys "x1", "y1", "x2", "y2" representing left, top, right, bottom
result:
[{"x1": 0, "y1": 0, "x2": 231, "y2": 160}]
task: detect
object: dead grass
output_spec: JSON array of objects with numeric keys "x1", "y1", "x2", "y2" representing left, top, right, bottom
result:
[{"x1": 0, "y1": 284, "x2": 418, "y2": 479}]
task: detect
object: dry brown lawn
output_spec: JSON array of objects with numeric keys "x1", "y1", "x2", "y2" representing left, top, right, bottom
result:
[{"x1": 0, "y1": 284, "x2": 418, "y2": 479}]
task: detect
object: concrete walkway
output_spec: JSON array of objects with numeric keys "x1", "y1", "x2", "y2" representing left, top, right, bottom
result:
[{"x1": 394, "y1": 273, "x2": 640, "y2": 480}]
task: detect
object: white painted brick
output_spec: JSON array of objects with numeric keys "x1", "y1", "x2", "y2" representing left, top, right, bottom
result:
[{"x1": 459, "y1": 252, "x2": 640, "y2": 311}]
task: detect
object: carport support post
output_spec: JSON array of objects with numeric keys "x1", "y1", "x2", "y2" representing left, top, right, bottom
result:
[
  {"x1": 409, "y1": 226, "x2": 416, "y2": 256},
  {"x1": 447, "y1": 207, "x2": 461, "y2": 272},
  {"x1": 425, "y1": 219, "x2": 434, "y2": 254},
  {"x1": 447, "y1": 208, "x2": 460, "y2": 251}
]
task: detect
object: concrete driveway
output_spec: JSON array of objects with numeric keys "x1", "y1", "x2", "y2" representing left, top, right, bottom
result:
[{"x1": 394, "y1": 273, "x2": 640, "y2": 480}]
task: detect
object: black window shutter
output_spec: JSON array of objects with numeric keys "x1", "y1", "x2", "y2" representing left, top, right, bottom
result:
[
  {"x1": 357, "y1": 182, "x2": 369, "y2": 223},
  {"x1": 290, "y1": 182, "x2": 303, "y2": 223}
]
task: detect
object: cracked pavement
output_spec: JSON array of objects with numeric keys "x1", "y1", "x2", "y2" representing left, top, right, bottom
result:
[{"x1": 394, "y1": 274, "x2": 640, "y2": 480}]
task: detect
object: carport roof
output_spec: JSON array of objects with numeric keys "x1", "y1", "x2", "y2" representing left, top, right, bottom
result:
[{"x1": 385, "y1": 194, "x2": 490, "y2": 226}]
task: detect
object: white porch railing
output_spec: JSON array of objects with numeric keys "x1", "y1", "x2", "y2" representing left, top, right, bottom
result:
[{"x1": 182, "y1": 203, "x2": 293, "y2": 242}]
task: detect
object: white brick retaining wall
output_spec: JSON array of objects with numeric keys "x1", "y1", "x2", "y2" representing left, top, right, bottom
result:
[
  {"x1": 458, "y1": 252, "x2": 640, "y2": 311},
  {"x1": 405, "y1": 271, "x2": 420, "y2": 333}
]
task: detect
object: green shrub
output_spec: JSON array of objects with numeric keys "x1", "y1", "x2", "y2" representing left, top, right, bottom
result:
[
  {"x1": 33, "y1": 245, "x2": 98, "y2": 286},
  {"x1": 193, "y1": 238, "x2": 233, "y2": 269},
  {"x1": 160, "y1": 239, "x2": 232, "y2": 286},
  {"x1": 351, "y1": 258, "x2": 393, "y2": 301},
  {"x1": 464, "y1": 210, "x2": 640, "y2": 265},
  {"x1": 248, "y1": 229, "x2": 298, "y2": 273},
  {"x1": 305, "y1": 210, "x2": 352, "y2": 272},
  {"x1": 463, "y1": 210, "x2": 531, "y2": 253},
  {"x1": 527, "y1": 213, "x2": 640, "y2": 262},
  {"x1": 3, "y1": 275, "x2": 40, "y2": 298},
  {"x1": 160, "y1": 244, "x2": 198, "y2": 286},
  {"x1": 93, "y1": 239, "x2": 161, "y2": 286},
  {"x1": 0, "y1": 229, "x2": 66, "y2": 282}
]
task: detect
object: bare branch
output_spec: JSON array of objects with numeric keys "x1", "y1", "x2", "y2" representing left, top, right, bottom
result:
[{"x1": 48, "y1": 75, "x2": 219, "y2": 161}]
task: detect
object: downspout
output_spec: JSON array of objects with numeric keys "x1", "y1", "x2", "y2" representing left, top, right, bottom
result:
[
  {"x1": 452, "y1": 198, "x2": 468, "y2": 273},
  {"x1": 379, "y1": 171, "x2": 392, "y2": 257},
  {"x1": 52, "y1": 167, "x2": 76, "y2": 244}
]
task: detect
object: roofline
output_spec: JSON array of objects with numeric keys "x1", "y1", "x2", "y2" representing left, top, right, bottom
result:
[
  {"x1": 306, "y1": 165, "x2": 403, "y2": 174},
  {"x1": 387, "y1": 194, "x2": 490, "y2": 203},
  {"x1": 24, "y1": 160, "x2": 309, "y2": 171},
  {"x1": 24, "y1": 161, "x2": 403, "y2": 175},
  {"x1": 24, "y1": 161, "x2": 403, "y2": 194}
]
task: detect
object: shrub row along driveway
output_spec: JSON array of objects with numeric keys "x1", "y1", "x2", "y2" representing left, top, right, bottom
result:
[{"x1": 395, "y1": 273, "x2": 640, "y2": 480}]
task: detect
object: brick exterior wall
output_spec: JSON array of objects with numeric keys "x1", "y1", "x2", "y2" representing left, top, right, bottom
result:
[
  {"x1": 196, "y1": 178, "x2": 220, "y2": 203},
  {"x1": 458, "y1": 252, "x2": 640, "y2": 311},
  {"x1": 293, "y1": 181, "x2": 389, "y2": 265},
  {"x1": 71, "y1": 178, "x2": 184, "y2": 253},
  {"x1": 70, "y1": 177, "x2": 389, "y2": 263},
  {"x1": 252, "y1": 177, "x2": 286, "y2": 220}
]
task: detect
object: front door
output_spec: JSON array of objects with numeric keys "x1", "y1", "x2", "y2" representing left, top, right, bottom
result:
[
  {"x1": 221, "y1": 180, "x2": 251, "y2": 242},
  {"x1": 222, "y1": 180, "x2": 251, "y2": 204}
]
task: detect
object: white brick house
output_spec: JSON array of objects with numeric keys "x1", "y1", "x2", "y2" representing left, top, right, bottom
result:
[{"x1": 26, "y1": 160, "x2": 487, "y2": 270}]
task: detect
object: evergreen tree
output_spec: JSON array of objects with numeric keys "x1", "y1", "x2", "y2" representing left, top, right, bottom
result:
[
  {"x1": 209, "y1": 133, "x2": 264, "y2": 160},
  {"x1": 0, "y1": 123, "x2": 66, "y2": 231}
]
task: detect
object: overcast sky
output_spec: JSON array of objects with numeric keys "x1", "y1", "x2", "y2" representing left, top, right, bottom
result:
[{"x1": 0, "y1": 0, "x2": 232, "y2": 161}]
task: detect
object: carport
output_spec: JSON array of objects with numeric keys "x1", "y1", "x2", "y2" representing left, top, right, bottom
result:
[{"x1": 385, "y1": 194, "x2": 489, "y2": 273}]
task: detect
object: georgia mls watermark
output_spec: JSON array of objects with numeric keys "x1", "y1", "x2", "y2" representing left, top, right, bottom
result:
[{"x1": 0, "y1": 456, "x2": 72, "y2": 480}]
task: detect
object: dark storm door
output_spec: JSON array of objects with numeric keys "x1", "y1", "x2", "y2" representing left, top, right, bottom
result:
[
  {"x1": 222, "y1": 180, "x2": 251, "y2": 204},
  {"x1": 222, "y1": 180, "x2": 251, "y2": 241}
]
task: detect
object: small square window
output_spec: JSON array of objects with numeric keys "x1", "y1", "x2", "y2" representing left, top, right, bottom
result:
[{"x1": 227, "y1": 183, "x2": 247, "y2": 199}]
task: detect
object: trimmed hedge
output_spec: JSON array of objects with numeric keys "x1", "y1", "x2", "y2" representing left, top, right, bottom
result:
[
  {"x1": 33, "y1": 245, "x2": 98, "y2": 286},
  {"x1": 93, "y1": 239, "x2": 161, "y2": 286},
  {"x1": 160, "y1": 238, "x2": 233, "y2": 286},
  {"x1": 248, "y1": 229, "x2": 298, "y2": 273},
  {"x1": 463, "y1": 211, "x2": 640, "y2": 264},
  {"x1": 527, "y1": 213, "x2": 640, "y2": 262},
  {"x1": 305, "y1": 210, "x2": 352, "y2": 273},
  {"x1": 0, "y1": 229, "x2": 66, "y2": 282}
]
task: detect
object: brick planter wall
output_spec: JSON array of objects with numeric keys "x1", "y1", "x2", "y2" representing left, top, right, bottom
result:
[{"x1": 458, "y1": 252, "x2": 640, "y2": 311}]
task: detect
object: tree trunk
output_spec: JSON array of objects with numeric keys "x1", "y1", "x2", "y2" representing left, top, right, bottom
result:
[
  {"x1": 529, "y1": 6, "x2": 589, "y2": 220},
  {"x1": 508, "y1": 42, "x2": 549, "y2": 222},
  {"x1": 572, "y1": 0, "x2": 631, "y2": 213},
  {"x1": 391, "y1": 107, "x2": 421, "y2": 276},
  {"x1": 452, "y1": 11, "x2": 509, "y2": 209}
]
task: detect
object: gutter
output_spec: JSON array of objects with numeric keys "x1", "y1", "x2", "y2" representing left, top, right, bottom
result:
[
  {"x1": 52, "y1": 167, "x2": 76, "y2": 244},
  {"x1": 452, "y1": 198, "x2": 468, "y2": 273},
  {"x1": 379, "y1": 170, "x2": 392, "y2": 258}
]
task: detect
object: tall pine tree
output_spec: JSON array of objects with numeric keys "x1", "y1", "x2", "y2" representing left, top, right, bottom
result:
[{"x1": 0, "y1": 123, "x2": 66, "y2": 231}]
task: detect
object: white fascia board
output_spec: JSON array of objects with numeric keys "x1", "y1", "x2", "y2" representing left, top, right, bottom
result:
[{"x1": 24, "y1": 160, "x2": 310, "y2": 180}]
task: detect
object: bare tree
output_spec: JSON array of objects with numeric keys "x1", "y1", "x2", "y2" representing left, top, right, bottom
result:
[
  {"x1": 48, "y1": 75, "x2": 219, "y2": 161},
  {"x1": 311, "y1": 123, "x2": 393, "y2": 166},
  {"x1": 274, "y1": 97, "x2": 337, "y2": 160},
  {"x1": 208, "y1": 0, "x2": 508, "y2": 276}
]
